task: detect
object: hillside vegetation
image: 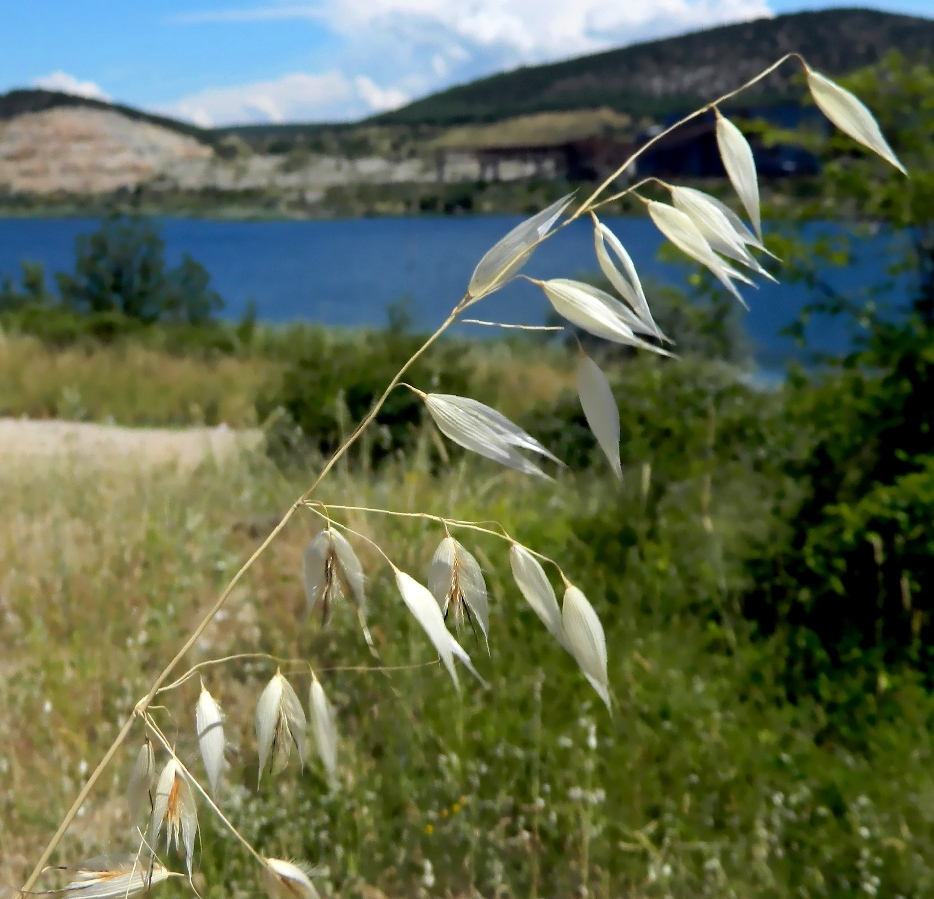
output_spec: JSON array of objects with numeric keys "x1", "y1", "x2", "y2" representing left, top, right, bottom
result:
[{"x1": 371, "y1": 9, "x2": 934, "y2": 126}]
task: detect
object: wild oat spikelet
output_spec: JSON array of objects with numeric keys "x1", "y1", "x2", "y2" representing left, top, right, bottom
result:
[
  {"x1": 427, "y1": 536, "x2": 490, "y2": 650},
  {"x1": 126, "y1": 738, "x2": 155, "y2": 824},
  {"x1": 261, "y1": 858, "x2": 321, "y2": 899},
  {"x1": 308, "y1": 674, "x2": 339, "y2": 790},
  {"x1": 150, "y1": 759, "x2": 198, "y2": 875},
  {"x1": 195, "y1": 685, "x2": 225, "y2": 795},
  {"x1": 562, "y1": 585, "x2": 611, "y2": 712},
  {"x1": 303, "y1": 527, "x2": 366, "y2": 629},
  {"x1": 54, "y1": 855, "x2": 176, "y2": 899},
  {"x1": 255, "y1": 671, "x2": 306, "y2": 783},
  {"x1": 468, "y1": 193, "x2": 573, "y2": 298}
]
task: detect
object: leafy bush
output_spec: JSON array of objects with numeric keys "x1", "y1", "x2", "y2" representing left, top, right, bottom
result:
[{"x1": 257, "y1": 330, "x2": 479, "y2": 465}]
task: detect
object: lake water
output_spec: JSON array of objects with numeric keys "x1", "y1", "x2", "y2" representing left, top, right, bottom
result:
[{"x1": 0, "y1": 215, "x2": 911, "y2": 371}]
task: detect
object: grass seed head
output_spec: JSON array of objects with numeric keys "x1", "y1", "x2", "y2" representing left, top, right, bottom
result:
[
  {"x1": 424, "y1": 393, "x2": 559, "y2": 478},
  {"x1": 576, "y1": 354, "x2": 623, "y2": 481},
  {"x1": 806, "y1": 68, "x2": 907, "y2": 175},
  {"x1": 468, "y1": 192, "x2": 573, "y2": 298},
  {"x1": 428, "y1": 536, "x2": 490, "y2": 651},
  {"x1": 195, "y1": 686, "x2": 226, "y2": 795},
  {"x1": 149, "y1": 759, "x2": 198, "y2": 875},
  {"x1": 303, "y1": 527, "x2": 366, "y2": 627},
  {"x1": 714, "y1": 112, "x2": 763, "y2": 240},
  {"x1": 55, "y1": 855, "x2": 175, "y2": 899},
  {"x1": 394, "y1": 569, "x2": 484, "y2": 690},
  {"x1": 255, "y1": 672, "x2": 306, "y2": 783},
  {"x1": 562, "y1": 585, "x2": 610, "y2": 712},
  {"x1": 508, "y1": 544, "x2": 568, "y2": 650},
  {"x1": 593, "y1": 219, "x2": 665, "y2": 340},
  {"x1": 308, "y1": 675, "x2": 339, "y2": 790},
  {"x1": 261, "y1": 858, "x2": 322, "y2": 899},
  {"x1": 126, "y1": 738, "x2": 155, "y2": 824}
]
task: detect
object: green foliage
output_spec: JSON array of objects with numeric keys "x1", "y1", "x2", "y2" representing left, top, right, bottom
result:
[
  {"x1": 0, "y1": 215, "x2": 225, "y2": 348},
  {"x1": 256, "y1": 330, "x2": 478, "y2": 466},
  {"x1": 742, "y1": 55, "x2": 934, "y2": 723},
  {"x1": 372, "y1": 10, "x2": 934, "y2": 126},
  {"x1": 55, "y1": 215, "x2": 222, "y2": 324}
]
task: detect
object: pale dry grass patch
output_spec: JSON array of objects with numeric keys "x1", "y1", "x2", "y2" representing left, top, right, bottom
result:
[{"x1": 0, "y1": 333, "x2": 274, "y2": 426}]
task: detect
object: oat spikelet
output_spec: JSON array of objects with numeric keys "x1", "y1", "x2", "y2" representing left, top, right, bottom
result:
[
  {"x1": 149, "y1": 759, "x2": 198, "y2": 875},
  {"x1": 261, "y1": 858, "x2": 322, "y2": 899},
  {"x1": 308, "y1": 674, "x2": 339, "y2": 790},
  {"x1": 255, "y1": 671, "x2": 306, "y2": 783},
  {"x1": 428, "y1": 536, "x2": 490, "y2": 651},
  {"x1": 303, "y1": 528, "x2": 367, "y2": 633},
  {"x1": 562, "y1": 585, "x2": 611, "y2": 712},
  {"x1": 195, "y1": 685, "x2": 225, "y2": 795},
  {"x1": 54, "y1": 855, "x2": 175, "y2": 899},
  {"x1": 126, "y1": 738, "x2": 154, "y2": 824},
  {"x1": 468, "y1": 193, "x2": 574, "y2": 298}
]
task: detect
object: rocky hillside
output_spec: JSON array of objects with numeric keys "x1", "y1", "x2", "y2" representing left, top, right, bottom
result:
[
  {"x1": 373, "y1": 9, "x2": 934, "y2": 125},
  {"x1": 0, "y1": 106, "x2": 213, "y2": 194},
  {"x1": 0, "y1": 8, "x2": 930, "y2": 205}
]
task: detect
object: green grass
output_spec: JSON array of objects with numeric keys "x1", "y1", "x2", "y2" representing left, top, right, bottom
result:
[{"x1": 3, "y1": 409, "x2": 934, "y2": 898}]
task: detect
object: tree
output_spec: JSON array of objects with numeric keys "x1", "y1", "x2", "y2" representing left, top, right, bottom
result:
[
  {"x1": 54, "y1": 215, "x2": 222, "y2": 325},
  {"x1": 745, "y1": 54, "x2": 934, "y2": 700}
]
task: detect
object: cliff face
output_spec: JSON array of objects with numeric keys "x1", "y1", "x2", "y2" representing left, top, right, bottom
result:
[
  {"x1": 0, "y1": 107, "x2": 213, "y2": 194},
  {"x1": 0, "y1": 104, "x2": 434, "y2": 197}
]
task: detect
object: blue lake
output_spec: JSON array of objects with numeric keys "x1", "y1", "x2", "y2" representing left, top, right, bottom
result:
[{"x1": 0, "y1": 215, "x2": 912, "y2": 372}]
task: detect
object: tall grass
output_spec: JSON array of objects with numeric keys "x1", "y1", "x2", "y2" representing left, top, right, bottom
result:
[
  {"x1": 6, "y1": 52, "x2": 917, "y2": 899},
  {"x1": 4, "y1": 440, "x2": 934, "y2": 896}
]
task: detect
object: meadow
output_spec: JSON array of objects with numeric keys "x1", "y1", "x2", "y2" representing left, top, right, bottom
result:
[
  {"x1": 2, "y1": 327, "x2": 934, "y2": 898},
  {"x1": 3, "y1": 52, "x2": 933, "y2": 899}
]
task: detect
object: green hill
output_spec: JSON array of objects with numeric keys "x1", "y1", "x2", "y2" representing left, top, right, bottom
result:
[{"x1": 370, "y1": 8, "x2": 934, "y2": 126}]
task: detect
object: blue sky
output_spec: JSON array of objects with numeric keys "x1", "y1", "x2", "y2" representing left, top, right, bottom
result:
[{"x1": 0, "y1": 0, "x2": 930, "y2": 126}]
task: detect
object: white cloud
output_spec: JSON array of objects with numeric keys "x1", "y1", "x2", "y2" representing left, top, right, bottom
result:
[
  {"x1": 169, "y1": 0, "x2": 774, "y2": 124},
  {"x1": 33, "y1": 71, "x2": 111, "y2": 102},
  {"x1": 353, "y1": 76, "x2": 409, "y2": 113},
  {"x1": 164, "y1": 71, "x2": 409, "y2": 126},
  {"x1": 180, "y1": 0, "x2": 773, "y2": 62}
]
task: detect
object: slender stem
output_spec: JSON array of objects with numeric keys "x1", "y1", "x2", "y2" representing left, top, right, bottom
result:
[
  {"x1": 144, "y1": 716, "x2": 266, "y2": 866},
  {"x1": 17, "y1": 711, "x2": 140, "y2": 896},
  {"x1": 571, "y1": 53, "x2": 802, "y2": 219},
  {"x1": 20, "y1": 51, "x2": 807, "y2": 894},
  {"x1": 157, "y1": 653, "x2": 440, "y2": 695},
  {"x1": 19, "y1": 305, "x2": 462, "y2": 895},
  {"x1": 306, "y1": 501, "x2": 511, "y2": 541}
]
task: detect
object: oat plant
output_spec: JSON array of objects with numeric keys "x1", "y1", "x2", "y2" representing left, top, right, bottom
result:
[{"x1": 15, "y1": 54, "x2": 907, "y2": 899}]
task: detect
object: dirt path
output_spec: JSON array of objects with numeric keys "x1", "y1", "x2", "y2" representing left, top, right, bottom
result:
[{"x1": 0, "y1": 418, "x2": 262, "y2": 467}]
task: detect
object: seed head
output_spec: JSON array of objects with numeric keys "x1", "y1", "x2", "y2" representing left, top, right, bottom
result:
[{"x1": 255, "y1": 672, "x2": 306, "y2": 783}]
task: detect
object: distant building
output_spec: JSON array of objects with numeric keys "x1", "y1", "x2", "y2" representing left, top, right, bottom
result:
[
  {"x1": 435, "y1": 137, "x2": 637, "y2": 184},
  {"x1": 633, "y1": 105, "x2": 822, "y2": 179},
  {"x1": 435, "y1": 104, "x2": 822, "y2": 184}
]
